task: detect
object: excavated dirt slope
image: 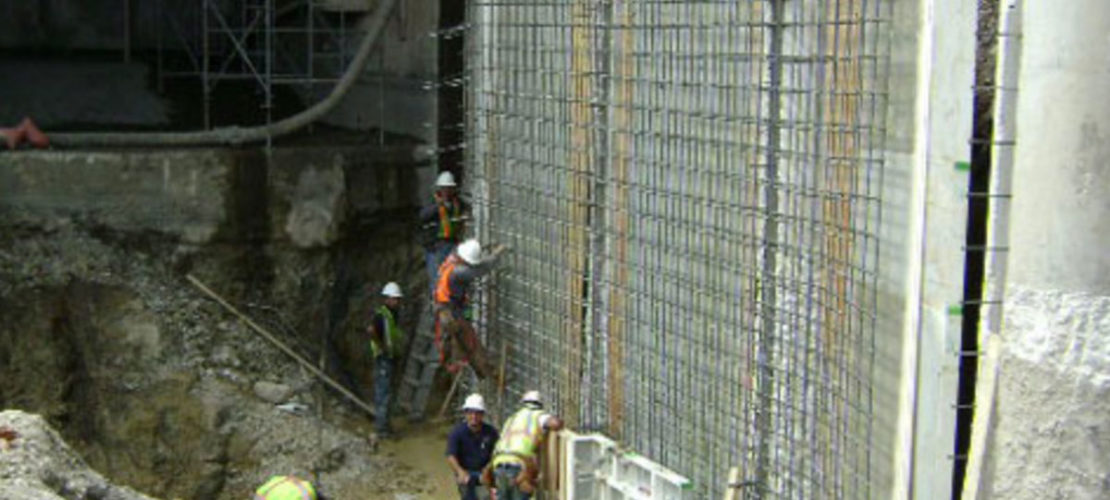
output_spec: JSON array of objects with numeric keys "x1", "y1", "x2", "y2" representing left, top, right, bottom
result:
[{"x1": 0, "y1": 144, "x2": 451, "y2": 499}]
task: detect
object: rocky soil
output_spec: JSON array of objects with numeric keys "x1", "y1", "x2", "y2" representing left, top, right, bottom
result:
[{"x1": 0, "y1": 201, "x2": 434, "y2": 498}]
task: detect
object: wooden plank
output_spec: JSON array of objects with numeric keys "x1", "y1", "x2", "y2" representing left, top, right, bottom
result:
[
  {"x1": 540, "y1": 430, "x2": 568, "y2": 499},
  {"x1": 186, "y1": 274, "x2": 377, "y2": 417},
  {"x1": 724, "y1": 467, "x2": 740, "y2": 500}
]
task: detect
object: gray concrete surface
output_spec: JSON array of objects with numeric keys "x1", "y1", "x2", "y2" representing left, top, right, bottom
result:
[
  {"x1": 0, "y1": 150, "x2": 227, "y2": 243},
  {"x1": 876, "y1": 0, "x2": 979, "y2": 497},
  {"x1": 0, "y1": 144, "x2": 422, "y2": 246},
  {"x1": 979, "y1": 0, "x2": 1110, "y2": 497},
  {"x1": 317, "y1": 0, "x2": 439, "y2": 143}
]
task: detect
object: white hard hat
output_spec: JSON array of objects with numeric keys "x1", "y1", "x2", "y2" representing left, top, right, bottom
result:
[
  {"x1": 457, "y1": 239, "x2": 482, "y2": 265},
  {"x1": 521, "y1": 390, "x2": 542, "y2": 406},
  {"x1": 436, "y1": 171, "x2": 457, "y2": 188},
  {"x1": 462, "y1": 393, "x2": 487, "y2": 413},
  {"x1": 381, "y1": 282, "x2": 403, "y2": 298}
]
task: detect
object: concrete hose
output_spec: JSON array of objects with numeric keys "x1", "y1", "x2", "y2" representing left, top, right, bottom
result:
[{"x1": 50, "y1": 0, "x2": 398, "y2": 148}]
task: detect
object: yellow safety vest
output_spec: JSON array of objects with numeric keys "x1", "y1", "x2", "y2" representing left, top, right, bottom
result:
[
  {"x1": 370, "y1": 305, "x2": 404, "y2": 358},
  {"x1": 492, "y1": 407, "x2": 544, "y2": 467},
  {"x1": 253, "y1": 475, "x2": 316, "y2": 500}
]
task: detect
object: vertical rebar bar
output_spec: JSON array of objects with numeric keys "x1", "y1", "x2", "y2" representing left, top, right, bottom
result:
[
  {"x1": 755, "y1": 0, "x2": 786, "y2": 496},
  {"x1": 465, "y1": 1, "x2": 889, "y2": 497}
]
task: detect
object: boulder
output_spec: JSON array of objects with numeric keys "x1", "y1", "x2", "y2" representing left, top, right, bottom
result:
[
  {"x1": 253, "y1": 381, "x2": 294, "y2": 403},
  {"x1": 0, "y1": 410, "x2": 157, "y2": 500}
]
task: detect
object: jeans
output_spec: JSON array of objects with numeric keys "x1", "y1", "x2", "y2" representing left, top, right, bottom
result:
[
  {"x1": 425, "y1": 241, "x2": 457, "y2": 297},
  {"x1": 457, "y1": 472, "x2": 491, "y2": 500},
  {"x1": 373, "y1": 355, "x2": 393, "y2": 432},
  {"x1": 493, "y1": 463, "x2": 530, "y2": 500}
]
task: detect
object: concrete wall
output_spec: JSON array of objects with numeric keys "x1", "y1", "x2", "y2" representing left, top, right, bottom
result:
[
  {"x1": 318, "y1": 0, "x2": 439, "y2": 143},
  {"x1": 0, "y1": 145, "x2": 424, "y2": 247},
  {"x1": 977, "y1": 0, "x2": 1110, "y2": 497},
  {"x1": 877, "y1": 0, "x2": 977, "y2": 497}
]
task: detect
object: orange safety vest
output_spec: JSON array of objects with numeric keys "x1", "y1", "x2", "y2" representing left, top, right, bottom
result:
[{"x1": 435, "y1": 255, "x2": 462, "y2": 305}]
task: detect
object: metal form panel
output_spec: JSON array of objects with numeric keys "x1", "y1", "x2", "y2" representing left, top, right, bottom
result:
[
  {"x1": 565, "y1": 433, "x2": 692, "y2": 500},
  {"x1": 465, "y1": 1, "x2": 889, "y2": 497}
]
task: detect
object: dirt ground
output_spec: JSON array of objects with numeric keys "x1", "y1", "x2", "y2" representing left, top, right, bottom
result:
[{"x1": 374, "y1": 420, "x2": 459, "y2": 500}]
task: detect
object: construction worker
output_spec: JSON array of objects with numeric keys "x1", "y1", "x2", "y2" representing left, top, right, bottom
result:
[
  {"x1": 252, "y1": 475, "x2": 326, "y2": 500},
  {"x1": 446, "y1": 393, "x2": 499, "y2": 500},
  {"x1": 368, "y1": 281, "x2": 405, "y2": 436},
  {"x1": 489, "y1": 391, "x2": 564, "y2": 500},
  {"x1": 420, "y1": 171, "x2": 470, "y2": 295},
  {"x1": 434, "y1": 238, "x2": 506, "y2": 379}
]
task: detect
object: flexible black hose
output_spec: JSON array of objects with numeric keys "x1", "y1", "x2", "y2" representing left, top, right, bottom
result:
[{"x1": 50, "y1": 0, "x2": 398, "y2": 147}]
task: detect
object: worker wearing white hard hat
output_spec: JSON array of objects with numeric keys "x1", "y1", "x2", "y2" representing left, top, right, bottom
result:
[
  {"x1": 420, "y1": 170, "x2": 471, "y2": 296},
  {"x1": 253, "y1": 475, "x2": 329, "y2": 500},
  {"x1": 433, "y1": 238, "x2": 508, "y2": 379},
  {"x1": 491, "y1": 390, "x2": 564, "y2": 499},
  {"x1": 446, "y1": 393, "x2": 499, "y2": 500},
  {"x1": 367, "y1": 281, "x2": 406, "y2": 437}
]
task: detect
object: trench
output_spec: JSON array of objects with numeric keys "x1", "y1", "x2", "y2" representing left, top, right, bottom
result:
[{"x1": 0, "y1": 136, "x2": 462, "y2": 499}]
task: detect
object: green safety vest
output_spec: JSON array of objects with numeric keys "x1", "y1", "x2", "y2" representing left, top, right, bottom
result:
[
  {"x1": 492, "y1": 407, "x2": 544, "y2": 466},
  {"x1": 370, "y1": 305, "x2": 404, "y2": 358},
  {"x1": 253, "y1": 475, "x2": 316, "y2": 500},
  {"x1": 437, "y1": 199, "x2": 464, "y2": 240}
]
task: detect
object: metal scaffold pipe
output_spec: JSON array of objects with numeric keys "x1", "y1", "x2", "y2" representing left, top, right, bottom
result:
[{"x1": 49, "y1": 0, "x2": 398, "y2": 148}]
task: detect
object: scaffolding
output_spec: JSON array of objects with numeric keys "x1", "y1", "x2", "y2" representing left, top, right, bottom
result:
[
  {"x1": 154, "y1": 0, "x2": 368, "y2": 130},
  {"x1": 464, "y1": 0, "x2": 890, "y2": 498}
]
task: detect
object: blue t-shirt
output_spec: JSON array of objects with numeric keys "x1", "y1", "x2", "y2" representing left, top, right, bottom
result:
[{"x1": 446, "y1": 421, "x2": 499, "y2": 472}]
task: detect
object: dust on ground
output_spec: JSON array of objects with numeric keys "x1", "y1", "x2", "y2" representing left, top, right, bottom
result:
[{"x1": 362, "y1": 419, "x2": 459, "y2": 500}]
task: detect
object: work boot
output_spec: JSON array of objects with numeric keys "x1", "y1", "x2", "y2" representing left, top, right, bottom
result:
[
  {"x1": 374, "y1": 427, "x2": 396, "y2": 440},
  {"x1": 20, "y1": 117, "x2": 48, "y2": 149}
]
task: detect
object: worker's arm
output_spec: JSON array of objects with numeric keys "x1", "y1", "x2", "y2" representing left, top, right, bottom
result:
[
  {"x1": 445, "y1": 433, "x2": 472, "y2": 485},
  {"x1": 543, "y1": 415, "x2": 564, "y2": 432},
  {"x1": 446, "y1": 455, "x2": 471, "y2": 485},
  {"x1": 455, "y1": 244, "x2": 508, "y2": 279},
  {"x1": 446, "y1": 245, "x2": 509, "y2": 305},
  {"x1": 419, "y1": 201, "x2": 439, "y2": 223},
  {"x1": 367, "y1": 314, "x2": 386, "y2": 354}
]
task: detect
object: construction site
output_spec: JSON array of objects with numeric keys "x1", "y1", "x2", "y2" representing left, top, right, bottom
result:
[{"x1": 1, "y1": 0, "x2": 1108, "y2": 498}]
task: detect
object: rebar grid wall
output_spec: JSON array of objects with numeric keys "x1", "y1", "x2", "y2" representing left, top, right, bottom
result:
[{"x1": 465, "y1": 1, "x2": 889, "y2": 497}]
